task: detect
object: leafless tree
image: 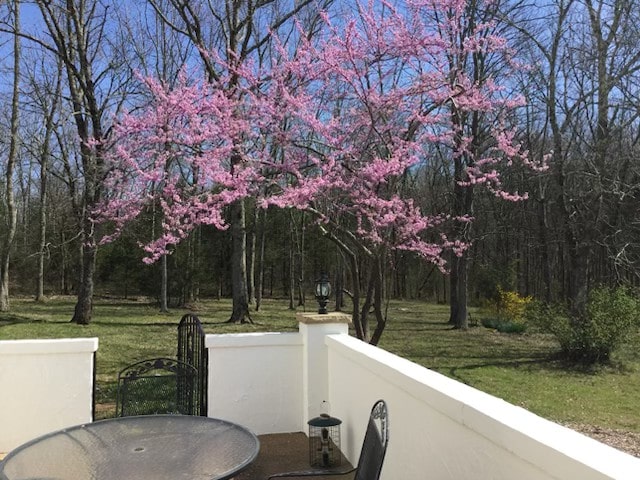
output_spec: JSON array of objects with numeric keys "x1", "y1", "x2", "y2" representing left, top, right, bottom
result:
[
  {"x1": 509, "y1": 0, "x2": 640, "y2": 314},
  {"x1": 0, "y1": 0, "x2": 21, "y2": 311},
  {"x1": 0, "y1": 0, "x2": 133, "y2": 322},
  {"x1": 20, "y1": 53, "x2": 63, "y2": 302}
]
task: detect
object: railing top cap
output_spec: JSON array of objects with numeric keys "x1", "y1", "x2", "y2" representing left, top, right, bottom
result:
[{"x1": 296, "y1": 312, "x2": 352, "y2": 325}]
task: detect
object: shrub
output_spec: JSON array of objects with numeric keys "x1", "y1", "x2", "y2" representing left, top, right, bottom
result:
[
  {"x1": 480, "y1": 288, "x2": 532, "y2": 334},
  {"x1": 525, "y1": 287, "x2": 640, "y2": 364},
  {"x1": 496, "y1": 288, "x2": 533, "y2": 323}
]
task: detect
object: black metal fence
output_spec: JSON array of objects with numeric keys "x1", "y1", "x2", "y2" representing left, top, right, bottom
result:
[{"x1": 177, "y1": 313, "x2": 208, "y2": 416}]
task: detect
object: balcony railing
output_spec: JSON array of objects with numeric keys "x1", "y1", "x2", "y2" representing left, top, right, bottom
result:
[
  {"x1": 206, "y1": 312, "x2": 640, "y2": 480},
  {"x1": 2, "y1": 314, "x2": 639, "y2": 479}
]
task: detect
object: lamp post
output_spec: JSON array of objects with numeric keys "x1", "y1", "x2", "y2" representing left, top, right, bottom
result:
[{"x1": 314, "y1": 274, "x2": 331, "y2": 314}]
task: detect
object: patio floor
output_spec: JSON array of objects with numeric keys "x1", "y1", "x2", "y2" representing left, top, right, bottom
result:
[{"x1": 233, "y1": 432, "x2": 355, "y2": 480}]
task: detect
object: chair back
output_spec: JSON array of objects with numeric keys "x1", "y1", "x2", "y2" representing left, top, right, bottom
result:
[
  {"x1": 354, "y1": 400, "x2": 389, "y2": 480},
  {"x1": 116, "y1": 357, "x2": 197, "y2": 417}
]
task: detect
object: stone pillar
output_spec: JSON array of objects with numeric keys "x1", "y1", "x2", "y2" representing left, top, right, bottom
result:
[{"x1": 297, "y1": 312, "x2": 351, "y2": 426}]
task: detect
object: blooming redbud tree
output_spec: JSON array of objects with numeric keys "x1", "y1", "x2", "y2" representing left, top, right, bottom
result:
[{"x1": 97, "y1": 0, "x2": 545, "y2": 342}]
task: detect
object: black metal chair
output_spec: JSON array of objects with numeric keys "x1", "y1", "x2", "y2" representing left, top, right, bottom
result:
[
  {"x1": 268, "y1": 400, "x2": 389, "y2": 480},
  {"x1": 115, "y1": 357, "x2": 198, "y2": 417}
]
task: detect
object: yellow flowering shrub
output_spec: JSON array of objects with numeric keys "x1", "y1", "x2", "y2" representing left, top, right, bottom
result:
[{"x1": 495, "y1": 287, "x2": 532, "y2": 324}]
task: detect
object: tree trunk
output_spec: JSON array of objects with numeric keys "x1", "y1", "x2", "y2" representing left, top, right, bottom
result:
[
  {"x1": 297, "y1": 215, "x2": 305, "y2": 308},
  {"x1": 36, "y1": 62, "x2": 61, "y2": 302},
  {"x1": 320, "y1": 227, "x2": 363, "y2": 338},
  {"x1": 60, "y1": 230, "x2": 69, "y2": 295},
  {"x1": 568, "y1": 240, "x2": 591, "y2": 318},
  {"x1": 334, "y1": 254, "x2": 344, "y2": 312},
  {"x1": 349, "y1": 251, "x2": 362, "y2": 339},
  {"x1": 183, "y1": 231, "x2": 199, "y2": 305},
  {"x1": 160, "y1": 254, "x2": 169, "y2": 312},
  {"x1": 449, "y1": 252, "x2": 469, "y2": 329},
  {"x1": 448, "y1": 156, "x2": 473, "y2": 330},
  {"x1": 255, "y1": 209, "x2": 266, "y2": 311},
  {"x1": 369, "y1": 256, "x2": 387, "y2": 346},
  {"x1": 537, "y1": 193, "x2": 553, "y2": 303},
  {"x1": 288, "y1": 222, "x2": 295, "y2": 310},
  {"x1": 36, "y1": 152, "x2": 48, "y2": 302},
  {"x1": 247, "y1": 204, "x2": 257, "y2": 306},
  {"x1": 227, "y1": 199, "x2": 251, "y2": 323},
  {"x1": 71, "y1": 242, "x2": 97, "y2": 325},
  {"x1": 70, "y1": 148, "x2": 99, "y2": 325},
  {"x1": 359, "y1": 265, "x2": 376, "y2": 342}
]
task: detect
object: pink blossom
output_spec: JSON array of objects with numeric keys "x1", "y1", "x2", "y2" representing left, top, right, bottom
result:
[{"x1": 97, "y1": 0, "x2": 544, "y2": 267}]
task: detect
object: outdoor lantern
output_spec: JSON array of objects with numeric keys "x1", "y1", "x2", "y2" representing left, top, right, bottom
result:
[
  {"x1": 308, "y1": 413, "x2": 342, "y2": 468},
  {"x1": 314, "y1": 274, "x2": 331, "y2": 314}
]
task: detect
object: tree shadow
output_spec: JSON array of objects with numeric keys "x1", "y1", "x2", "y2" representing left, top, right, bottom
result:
[
  {"x1": 0, "y1": 313, "x2": 48, "y2": 328},
  {"x1": 445, "y1": 350, "x2": 629, "y2": 383},
  {"x1": 88, "y1": 320, "x2": 184, "y2": 328},
  {"x1": 447, "y1": 355, "x2": 559, "y2": 384}
]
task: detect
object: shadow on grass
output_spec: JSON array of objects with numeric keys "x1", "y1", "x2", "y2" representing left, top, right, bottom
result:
[
  {"x1": 0, "y1": 313, "x2": 48, "y2": 328},
  {"x1": 445, "y1": 350, "x2": 631, "y2": 384},
  {"x1": 88, "y1": 319, "x2": 287, "y2": 328},
  {"x1": 533, "y1": 352, "x2": 638, "y2": 375},
  {"x1": 447, "y1": 355, "x2": 558, "y2": 383},
  {"x1": 89, "y1": 320, "x2": 182, "y2": 328}
]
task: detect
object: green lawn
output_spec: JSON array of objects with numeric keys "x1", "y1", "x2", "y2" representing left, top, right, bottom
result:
[{"x1": 1, "y1": 296, "x2": 639, "y2": 432}]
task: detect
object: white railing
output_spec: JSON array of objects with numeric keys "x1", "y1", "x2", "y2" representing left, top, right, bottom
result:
[
  {"x1": 3, "y1": 318, "x2": 638, "y2": 479},
  {"x1": 326, "y1": 334, "x2": 639, "y2": 480},
  {"x1": 206, "y1": 314, "x2": 640, "y2": 480},
  {"x1": 0, "y1": 337, "x2": 98, "y2": 454}
]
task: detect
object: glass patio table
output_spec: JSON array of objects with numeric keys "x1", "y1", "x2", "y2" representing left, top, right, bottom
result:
[{"x1": 0, "y1": 414, "x2": 259, "y2": 480}]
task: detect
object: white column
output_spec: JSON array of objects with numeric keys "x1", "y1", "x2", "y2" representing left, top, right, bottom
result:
[
  {"x1": 298, "y1": 312, "x2": 351, "y2": 427},
  {"x1": 0, "y1": 338, "x2": 99, "y2": 453}
]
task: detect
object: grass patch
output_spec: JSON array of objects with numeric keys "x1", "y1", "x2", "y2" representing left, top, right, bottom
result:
[{"x1": 2, "y1": 297, "x2": 640, "y2": 432}]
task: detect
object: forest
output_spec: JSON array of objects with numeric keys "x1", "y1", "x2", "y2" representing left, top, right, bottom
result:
[{"x1": 0, "y1": 0, "x2": 638, "y2": 346}]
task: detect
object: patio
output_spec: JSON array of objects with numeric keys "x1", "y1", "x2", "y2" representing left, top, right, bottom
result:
[
  {"x1": 2, "y1": 313, "x2": 640, "y2": 479},
  {"x1": 233, "y1": 432, "x2": 354, "y2": 480}
]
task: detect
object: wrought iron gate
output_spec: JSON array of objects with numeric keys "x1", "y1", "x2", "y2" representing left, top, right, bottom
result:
[{"x1": 177, "y1": 313, "x2": 208, "y2": 416}]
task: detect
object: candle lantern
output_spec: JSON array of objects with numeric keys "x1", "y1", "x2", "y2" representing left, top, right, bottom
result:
[{"x1": 308, "y1": 413, "x2": 342, "y2": 468}]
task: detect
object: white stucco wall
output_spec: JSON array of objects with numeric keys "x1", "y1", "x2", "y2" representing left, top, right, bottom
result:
[
  {"x1": 206, "y1": 332, "x2": 304, "y2": 434},
  {"x1": 326, "y1": 334, "x2": 640, "y2": 480},
  {"x1": 0, "y1": 338, "x2": 98, "y2": 454},
  {"x1": 204, "y1": 320, "x2": 639, "y2": 479}
]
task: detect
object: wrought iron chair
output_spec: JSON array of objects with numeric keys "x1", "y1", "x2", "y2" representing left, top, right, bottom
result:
[
  {"x1": 115, "y1": 357, "x2": 198, "y2": 417},
  {"x1": 268, "y1": 400, "x2": 389, "y2": 480}
]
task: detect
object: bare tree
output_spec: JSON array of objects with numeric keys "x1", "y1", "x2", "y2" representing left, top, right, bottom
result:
[
  {"x1": 42, "y1": 0, "x2": 105, "y2": 323},
  {"x1": 511, "y1": 0, "x2": 640, "y2": 312},
  {"x1": 20, "y1": 54, "x2": 64, "y2": 302},
  {"x1": 0, "y1": 0, "x2": 133, "y2": 322},
  {"x1": 0, "y1": 0, "x2": 20, "y2": 311}
]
